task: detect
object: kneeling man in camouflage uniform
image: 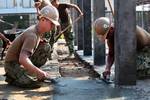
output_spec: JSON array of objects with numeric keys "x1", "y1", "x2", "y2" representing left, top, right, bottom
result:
[{"x1": 4, "y1": 5, "x2": 59, "y2": 88}]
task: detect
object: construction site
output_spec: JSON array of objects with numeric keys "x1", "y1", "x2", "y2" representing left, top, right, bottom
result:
[{"x1": 0, "y1": 0, "x2": 150, "y2": 100}]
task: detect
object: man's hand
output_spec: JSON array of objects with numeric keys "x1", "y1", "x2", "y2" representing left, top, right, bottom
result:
[
  {"x1": 37, "y1": 70, "x2": 50, "y2": 81},
  {"x1": 34, "y1": 1, "x2": 41, "y2": 8},
  {"x1": 80, "y1": 12, "x2": 83, "y2": 17},
  {"x1": 5, "y1": 39, "x2": 12, "y2": 45},
  {"x1": 78, "y1": 13, "x2": 83, "y2": 19},
  {"x1": 40, "y1": 38, "x2": 48, "y2": 44}
]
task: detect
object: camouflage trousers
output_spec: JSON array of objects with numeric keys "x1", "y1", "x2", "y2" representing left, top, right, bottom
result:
[
  {"x1": 4, "y1": 43, "x2": 52, "y2": 88},
  {"x1": 4, "y1": 61, "x2": 42, "y2": 88},
  {"x1": 30, "y1": 42, "x2": 51, "y2": 67},
  {"x1": 137, "y1": 47, "x2": 150, "y2": 79},
  {"x1": 62, "y1": 22, "x2": 74, "y2": 55}
]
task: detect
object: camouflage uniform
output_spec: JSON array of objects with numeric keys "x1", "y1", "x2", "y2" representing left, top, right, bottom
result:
[
  {"x1": 30, "y1": 42, "x2": 51, "y2": 67},
  {"x1": 4, "y1": 25, "x2": 42, "y2": 88},
  {"x1": 61, "y1": 22, "x2": 74, "y2": 55},
  {"x1": 53, "y1": 3, "x2": 75, "y2": 55},
  {"x1": 137, "y1": 47, "x2": 150, "y2": 79},
  {"x1": 4, "y1": 61, "x2": 42, "y2": 88},
  {"x1": 4, "y1": 5, "x2": 60, "y2": 88},
  {"x1": 4, "y1": 34, "x2": 52, "y2": 88}
]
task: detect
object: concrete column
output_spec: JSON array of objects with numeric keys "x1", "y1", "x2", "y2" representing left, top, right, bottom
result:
[
  {"x1": 114, "y1": 0, "x2": 136, "y2": 85},
  {"x1": 77, "y1": 0, "x2": 84, "y2": 50},
  {"x1": 93, "y1": 0, "x2": 105, "y2": 65},
  {"x1": 83, "y1": 0, "x2": 92, "y2": 56}
]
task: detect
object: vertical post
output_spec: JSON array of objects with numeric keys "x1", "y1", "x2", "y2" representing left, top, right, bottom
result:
[
  {"x1": 83, "y1": 0, "x2": 92, "y2": 56},
  {"x1": 93, "y1": 0, "x2": 105, "y2": 65},
  {"x1": 148, "y1": 11, "x2": 150, "y2": 32},
  {"x1": 77, "y1": 0, "x2": 84, "y2": 50},
  {"x1": 73, "y1": 0, "x2": 78, "y2": 46},
  {"x1": 114, "y1": 0, "x2": 136, "y2": 85}
]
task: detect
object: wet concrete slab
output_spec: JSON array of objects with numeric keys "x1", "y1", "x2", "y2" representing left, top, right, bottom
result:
[
  {"x1": 74, "y1": 50, "x2": 150, "y2": 100},
  {"x1": 0, "y1": 39, "x2": 150, "y2": 100},
  {"x1": 53, "y1": 77, "x2": 150, "y2": 100}
]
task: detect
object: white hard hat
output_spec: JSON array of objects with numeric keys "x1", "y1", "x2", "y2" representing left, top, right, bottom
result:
[
  {"x1": 40, "y1": 5, "x2": 60, "y2": 26},
  {"x1": 94, "y1": 17, "x2": 111, "y2": 36}
]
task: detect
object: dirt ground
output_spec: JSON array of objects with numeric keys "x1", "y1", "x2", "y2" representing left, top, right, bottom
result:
[
  {"x1": 58, "y1": 56, "x2": 88, "y2": 76},
  {"x1": 0, "y1": 60, "x2": 54, "y2": 100},
  {"x1": 55, "y1": 42, "x2": 100, "y2": 78}
]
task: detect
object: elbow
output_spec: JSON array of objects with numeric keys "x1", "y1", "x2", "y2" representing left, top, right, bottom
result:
[
  {"x1": 19, "y1": 54, "x2": 26, "y2": 65},
  {"x1": 19, "y1": 56, "x2": 24, "y2": 64}
]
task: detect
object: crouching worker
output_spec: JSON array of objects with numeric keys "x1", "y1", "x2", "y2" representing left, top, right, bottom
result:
[
  {"x1": 4, "y1": 5, "x2": 60, "y2": 88},
  {"x1": 93, "y1": 17, "x2": 150, "y2": 81}
]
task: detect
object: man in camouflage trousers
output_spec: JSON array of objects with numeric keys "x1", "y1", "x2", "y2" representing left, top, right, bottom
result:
[
  {"x1": 4, "y1": 5, "x2": 60, "y2": 88},
  {"x1": 31, "y1": 0, "x2": 53, "y2": 66},
  {"x1": 51, "y1": 0, "x2": 83, "y2": 57}
]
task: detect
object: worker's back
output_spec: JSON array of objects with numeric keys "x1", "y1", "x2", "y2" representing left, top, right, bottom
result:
[{"x1": 136, "y1": 26, "x2": 150, "y2": 50}]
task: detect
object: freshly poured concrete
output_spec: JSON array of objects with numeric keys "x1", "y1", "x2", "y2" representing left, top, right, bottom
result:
[{"x1": 54, "y1": 77, "x2": 150, "y2": 100}]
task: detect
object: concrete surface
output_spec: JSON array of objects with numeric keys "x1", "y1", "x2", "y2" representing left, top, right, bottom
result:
[
  {"x1": 0, "y1": 39, "x2": 150, "y2": 100},
  {"x1": 75, "y1": 50, "x2": 150, "y2": 100},
  {"x1": 54, "y1": 77, "x2": 150, "y2": 100}
]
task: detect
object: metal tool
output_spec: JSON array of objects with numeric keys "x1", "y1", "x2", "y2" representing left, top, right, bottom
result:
[
  {"x1": 0, "y1": 19, "x2": 14, "y2": 26},
  {"x1": 54, "y1": 15, "x2": 83, "y2": 43}
]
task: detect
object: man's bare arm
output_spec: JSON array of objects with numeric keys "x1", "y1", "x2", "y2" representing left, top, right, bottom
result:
[
  {"x1": 0, "y1": 33, "x2": 11, "y2": 45},
  {"x1": 67, "y1": 3, "x2": 83, "y2": 16},
  {"x1": 19, "y1": 50, "x2": 47, "y2": 81}
]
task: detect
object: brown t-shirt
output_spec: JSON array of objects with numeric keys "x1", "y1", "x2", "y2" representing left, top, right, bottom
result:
[{"x1": 5, "y1": 25, "x2": 40, "y2": 62}]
